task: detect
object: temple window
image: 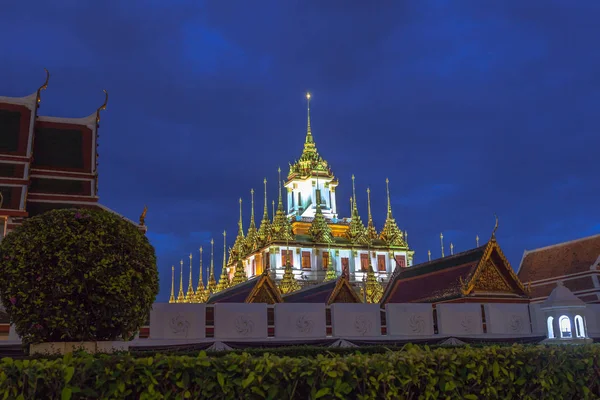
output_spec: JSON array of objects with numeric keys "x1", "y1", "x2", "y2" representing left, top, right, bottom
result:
[
  {"x1": 377, "y1": 255, "x2": 386, "y2": 272},
  {"x1": 395, "y1": 255, "x2": 406, "y2": 268},
  {"x1": 547, "y1": 316, "x2": 554, "y2": 339},
  {"x1": 360, "y1": 253, "x2": 369, "y2": 271},
  {"x1": 574, "y1": 315, "x2": 586, "y2": 338},
  {"x1": 323, "y1": 251, "x2": 329, "y2": 270},
  {"x1": 341, "y1": 257, "x2": 349, "y2": 275},
  {"x1": 559, "y1": 315, "x2": 572, "y2": 338},
  {"x1": 302, "y1": 251, "x2": 311, "y2": 269}
]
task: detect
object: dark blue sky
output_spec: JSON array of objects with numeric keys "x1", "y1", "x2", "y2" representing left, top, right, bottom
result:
[{"x1": 2, "y1": 1, "x2": 598, "y2": 302}]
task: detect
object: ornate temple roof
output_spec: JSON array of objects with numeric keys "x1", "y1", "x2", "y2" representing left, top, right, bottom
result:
[
  {"x1": 381, "y1": 237, "x2": 529, "y2": 304},
  {"x1": 207, "y1": 273, "x2": 283, "y2": 304},
  {"x1": 282, "y1": 274, "x2": 363, "y2": 304}
]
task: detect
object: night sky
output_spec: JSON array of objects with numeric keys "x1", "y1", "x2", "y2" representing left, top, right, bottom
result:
[{"x1": 2, "y1": 1, "x2": 598, "y2": 302}]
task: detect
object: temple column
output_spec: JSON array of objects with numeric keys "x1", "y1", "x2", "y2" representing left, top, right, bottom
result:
[{"x1": 330, "y1": 187, "x2": 337, "y2": 216}]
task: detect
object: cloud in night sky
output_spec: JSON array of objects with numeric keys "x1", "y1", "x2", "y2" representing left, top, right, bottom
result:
[{"x1": 1, "y1": 0, "x2": 599, "y2": 301}]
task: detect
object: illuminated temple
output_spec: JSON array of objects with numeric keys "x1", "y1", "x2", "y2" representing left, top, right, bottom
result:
[{"x1": 170, "y1": 93, "x2": 414, "y2": 304}]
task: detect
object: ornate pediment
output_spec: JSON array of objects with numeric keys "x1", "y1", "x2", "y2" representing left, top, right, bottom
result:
[{"x1": 471, "y1": 260, "x2": 513, "y2": 293}]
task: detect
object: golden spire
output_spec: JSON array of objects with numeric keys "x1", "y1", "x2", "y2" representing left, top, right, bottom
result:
[
  {"x1": 346, "y1": 175, "x2": 368, "y2": 245},
  {"x1": 207, "y1": 239, "x2": 217, "y2": 293},
  {"x1": 476, "y1": 235, "x2": 480, "y2": 247},
  {"x1": 364, "y1": 262, "x2": 383, "y2": 303},
  {"x1": 231, "y1": 258, "x2": 248, "y2": 286},
  {"x1": 308, "y1": 186, "x2": 334, "y2": 244},
  {"x1": 231, "y1": 198, "x2": 246, "y2": 262},
  {"x1": 272, "y1": 200, "x2": 275, "y2": 221},
  {"x1": 215, "y1": 231, "x2": 230, "y2": 292},
  {"x1": 196, "y1": 247, "x2": 207, "y2": 303},
  {"x1": 450, "y1": 242, "x2": 454, "y2": 256},
  {"x1": 324, "y1": 243, "x2": 337, "y2": 281},
  {"x1": 169, "y1": 265, "x2": 175, "y2": 303},
  {"x1": 306, "y1": 92, "x2": 312, "y2": 140},
  {"x1": 176, "y1": 260, "x2": 185, "y2": 303},
  {"x1": 279, "y1": 238, "x2": 301, "y2": 294},
  {"x1": 257, "y1": 178, "x2": 272, "y2": 247},
  {"x1": 379, "y1": 178, "x2": 407, "y2": 247},
  {"x1": 245, "y1": 188, "x2": 259, "y2": 253},
  {"x1": 428, "y1": 250, "x2": 431, "y2": 261},
  {"x1": 440, "y1": 233, "x2": 445, "y2": 257},
  {"x1": 185, "y1": 253, "x2": 195, "y2": 302},
  {"x1": 271, "y1": 168, "x2": 294, "y2": 241},
  {"x1": 365, "y1": 187, "x2": 378, "y2": 241}
]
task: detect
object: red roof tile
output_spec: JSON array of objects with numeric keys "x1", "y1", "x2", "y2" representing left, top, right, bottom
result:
[{"x1": 518, "y1": 234, "x2": 600, "y2": 284}]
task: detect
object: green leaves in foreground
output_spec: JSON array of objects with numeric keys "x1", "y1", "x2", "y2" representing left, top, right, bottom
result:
[{"x1": 0, "y1": 344, "x2": 599, "y2": 399}]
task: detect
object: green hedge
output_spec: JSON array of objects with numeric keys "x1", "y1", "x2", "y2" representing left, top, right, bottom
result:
[{"x1": 1, "y1": 344, "x2": 599, "y2": 399}]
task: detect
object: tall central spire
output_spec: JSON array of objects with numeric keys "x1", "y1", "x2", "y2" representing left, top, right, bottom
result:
[{"x1": 306, "y1": 92, "x2": 313, "y2": 143}]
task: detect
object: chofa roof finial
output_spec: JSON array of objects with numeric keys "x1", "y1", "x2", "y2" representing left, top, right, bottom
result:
[
  {"x1": 36, "y1": 68, "x2": 50, "y2": 105},
  {"x1": 96, "y1": 89, "x2": 108, "y2": 123}
]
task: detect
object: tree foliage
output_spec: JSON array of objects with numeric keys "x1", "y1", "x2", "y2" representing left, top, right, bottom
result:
[{"x1": 0, "y1": 208, "x2": 158, "y2": 344}]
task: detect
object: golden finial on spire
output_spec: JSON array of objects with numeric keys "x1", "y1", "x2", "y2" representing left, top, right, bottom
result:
[
  {"x1": 176, "y1": 259, "x2": 185, "y2": 303},
  {"x1": 306, "y1": 92, "x2": 312, "y2": 137},
  {"x1": 476, "y1": 235, "x2": 480, "y2": 247},
  {"x1": 250, "y1": 189, "x2": 255, "y2": 216},
  {"x1": 96, "y1": 89, "x2": 108, "y2": 124},
  {"x1": 169, "y1": 265, "x2": 175, "y2": 303},
  {"x1": 385, "y1": 178, "x2": 392, "y2": 214},
  {"x1": 196, "y1": 246, "x2": 206, "y2": 302},
  {"x1": 272, "y1": 200, "x2": 275, "y2": 220},
  {"x1": 405, "y1": 230, "x2": 408, "y2": 244},
  {"x1": 185, "y1": 253, "x2": 195, "y2": 302},
  {"x1": 214, "y1": 231, "x2": 230, "y2": 292},
  {"x1": 351, "y1": 174, "x2": 357, "y2": 204},
  {"x1": 440, "y1": 233, "x2": 445, "y2": 257},
  {"x1": 428, "y1": 250, "x2": 431, "y2": 261},
  {"x1": 207, "y1": 238, "x2": 217, "y2": 293},
  {"x1": 36, "y1": 68, "x2": 50, "y2": 105},
  {"x1": 450, "y1": 242, "x2": 454, "y2": 256}
]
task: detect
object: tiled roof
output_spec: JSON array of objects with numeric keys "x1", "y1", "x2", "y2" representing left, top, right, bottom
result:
[
  {"x1": 382, "y1": 246, "x2": 486, "y2": 304},
  {"x1": 282, "y1": 279, "x2": 338, "y2": 303},
  {"x1": 517, "y1": 234, "x2": 600, "y2": 284},
  {"x1": 207, "y1": 277, "x2": 259, "y2": 304}
]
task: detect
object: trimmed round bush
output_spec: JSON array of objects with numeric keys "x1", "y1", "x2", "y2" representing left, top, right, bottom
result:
[{"x1": 0, "y1": 208, "x2": 158, "y2": 344}]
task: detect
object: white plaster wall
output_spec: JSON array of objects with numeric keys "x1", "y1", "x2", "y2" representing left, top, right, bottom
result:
[
  {"x1": 149, "y1": 303, "x2": 206, "y2": 340},
  {"x1": 214, "y1": 303, "x2": 268, "y2": 340},
  {"x1": 483, "y1": 303, "x2": 531, "y2": 335},
  {"x1": 274, "y1": 303, "x2": 326, "y2": 338},
  {"x1": 386, "y1": 303, "x2": 434, "y2": 336},
  {"x1": 330, "y1": 303, "x2": 381, "y2": 337},
  {"x1": 436, "y1": 303, "x2": 484, "y2": 336}
]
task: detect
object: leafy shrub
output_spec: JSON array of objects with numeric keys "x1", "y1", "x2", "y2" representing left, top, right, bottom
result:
[
  {"x1": 0, "y1": 208, "x2": 158, "y2": 344},
  {"x1": 1, "y1": 344, "x2": 600, "y2": 399}
]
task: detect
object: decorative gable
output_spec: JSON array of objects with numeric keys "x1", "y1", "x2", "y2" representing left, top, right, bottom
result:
[
  {"x1": 329, "y1": 278, "x2": 363, "y2": 304},
  {"x1": 247, "y1": 274, "x2": 283, "y2": 304},
  {"x1": 471, "y1": 260, "x2": 513, "y2": 293}
]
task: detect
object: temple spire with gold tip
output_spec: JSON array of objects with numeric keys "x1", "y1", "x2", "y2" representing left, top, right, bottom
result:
[
  {"x1": 365, "y1": 187, "x2": 378, "y2": 241},
  {"x1": 185, "y1": 253, "x2": 195, "y2": 302},
  {"x1": 231, "y1": 198, "x2": 246, "y2": 261},
  {"x1": 271, "y1": 168, "x2": 294, "y2": 241},
  {"x1": 231, "y1": 258, "x2": 248, "y2": 286},
  {"x1": 257, "y1": 178, "x2": 272, "y2": 247},
  {"x1": 196, "y1": 247, "x2": 208, "y2": 303},
  {"x1": 346, "y1": 175, "x2": 368, "y2": 245},
  {"x1": 215, "y1": 231, "x2": 230, "y2": 293},
  {"x1": 379, "y1": 178, "x2": 407, "y2": 247},
  {"x1": 245, "y1": 188, "x2": 259, "y2": 253},
  {"x1": 279, "y1": 239, "x2": 301, "y2": 294},
  {"x1": 364, "y1": 262, "x2": 383, "y2": 303},
  {"x1": 324, "y1": 245, "x2": 337, "y2": 281},
  {"x1": 207, "y1": 239, "x2": 217, "y2": 293},
  {"x1": 308, "y1": 187, "x2": 334, "y2": 244},
  {"x1": 169, "y1": 265, "x2": 175, "y2": 303},
  {"x1": 176, "y1": 260, "x2": 185, "y2": 303}
]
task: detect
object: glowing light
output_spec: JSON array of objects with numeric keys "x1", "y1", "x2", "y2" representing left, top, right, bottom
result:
[{"x1": 306, "y1": 92, "x2": 311, "y2": 99}]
